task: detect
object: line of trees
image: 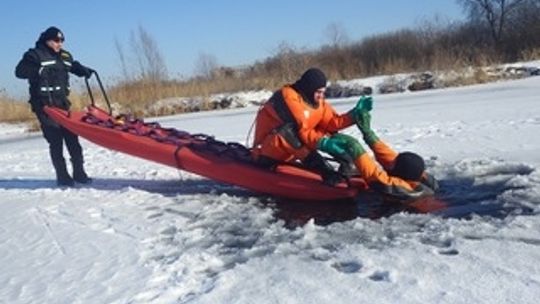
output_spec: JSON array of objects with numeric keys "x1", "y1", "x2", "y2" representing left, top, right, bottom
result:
[
  {"x1": 458, "y1": 0, "x2": 540, "y2": 60},
  {"x1": 105, "y1": 0, "x2": 540, "y2": 111},
  {"x1": 248, "y1": 0, "x2": 540, "y2": 82}
]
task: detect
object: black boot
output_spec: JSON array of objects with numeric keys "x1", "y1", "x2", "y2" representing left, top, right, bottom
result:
[
  {"x1": 335, "y1": 155, "x2": 359, "y2": 177},
  {"x1": 303, "y1": 151, "x2": 343, "y2": 186},
  {"x1": 52, "y1": 158, "x2": 74, "y2": 187},
  {"x1": 71, "y1": 158, "x2": 92, "y2": 184}
]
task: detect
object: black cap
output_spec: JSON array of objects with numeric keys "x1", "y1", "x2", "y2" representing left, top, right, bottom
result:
[
  {"x1": 293, "y1": 68, "x2": 327, "y2": 105},
  {"x1": 39, "y1": 26, "x2": 64, "y2": 42},
  {"x1": 390, "y1": 152, "x2": 425, "y2": 181}
]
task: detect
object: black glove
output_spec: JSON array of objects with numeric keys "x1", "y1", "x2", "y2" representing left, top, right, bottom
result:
[{"x1": 82, "y1": 66, "x2": 95, "y2": 78}]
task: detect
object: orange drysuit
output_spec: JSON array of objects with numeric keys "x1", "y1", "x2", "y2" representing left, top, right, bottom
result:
[
  {"x1": 252, "y1": 85, "x2": 354, "y2": 162},
  {"x1": 252, "y1": 85, "x2": 436, "y2": 199},
  {"x1": 355, "y1": 139, "x2": 435, "y2": 198}
]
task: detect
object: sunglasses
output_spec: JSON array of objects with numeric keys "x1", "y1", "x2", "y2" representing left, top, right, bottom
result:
[{"x1": 52, "y1": 38, "x2": 64, "y2": 43}]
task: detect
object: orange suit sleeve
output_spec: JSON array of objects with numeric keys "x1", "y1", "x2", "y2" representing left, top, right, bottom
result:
[
  {"x1": 317, "y1": 100, "x2": 355, "y2": 133},
  {"x1": 370, "y1": 140, "x2": 398, "y2": 171},
  {"x1": 355, "y1": 153, "x2": 414, "y2": 191}
]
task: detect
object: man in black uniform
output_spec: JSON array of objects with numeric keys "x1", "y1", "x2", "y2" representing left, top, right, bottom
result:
[{"x1": 15, "y1": 26, "x2": 94, "y2": 186}]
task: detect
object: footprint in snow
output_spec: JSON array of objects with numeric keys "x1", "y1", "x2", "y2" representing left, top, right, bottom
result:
[
  {"x1": 331, "y1": 261, "x2": 363, "y2": 274},
  {"x1": 438, "y1": 248, "x2": 460, "y2": 256},
  {"x1": 160, "y1": 226, "x2": 177, "y2": 235},
  {"x1": 420, "y1": 236, "x2": 454, "y2": 249},
  {"x1": 144, "y1": 206, "x2": 161, "y2": 211},
  {"x1": 420, "y1": 237, "x2": 460, "y2": 255},
  {"x1": 147, "y1": 212, "x2": 163, "y2": 219},
  {"x1": 368, "y1": 270, "x2": 391, "y2": 282}
]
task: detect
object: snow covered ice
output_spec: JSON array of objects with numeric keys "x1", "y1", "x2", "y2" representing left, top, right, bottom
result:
[{"x1": 1, "y1": 75, "x2": 540, "y2": 303}]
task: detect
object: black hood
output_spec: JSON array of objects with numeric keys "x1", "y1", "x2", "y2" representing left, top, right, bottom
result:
[
  {"x1": 390, "y1": 152, "x2": 425, "y2": 181},
  {"x1": 292, "y1": 68, "x2": 327, "y2": 106},
  {"x1": 35, "y1": 26, "x2": 64, "y2": 47}
]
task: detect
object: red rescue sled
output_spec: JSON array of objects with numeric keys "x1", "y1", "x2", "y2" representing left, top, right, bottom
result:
[
  {"x1": 44, "y1": 105, "x2": 368, "y2": 201},
  {"x1": 42, "y1": 72, "x2": 447, "y2": 213}
]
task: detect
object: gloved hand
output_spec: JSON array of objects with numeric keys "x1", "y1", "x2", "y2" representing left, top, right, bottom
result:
[
  {"x1": 355, "y1": 111, "x2": 372, "y2": 134},
  {"x1": 318, "y1": 133, "x2": 366, "y2": 159},
  {"x1": 351, "y1": 95, "x2": 377, "y2": 142},
  {"x1": 355, "y1": 111, "x2": 379, "y2": 145},
  {"x1": 331, "y1": 133, "x2": 366, "y2": 159},
  {"x1": 82, "y1": 66, "x2": 95, "y2": 78},
  {"x1": 353, "y1": 96, "x2": 373, "y2": 114},
  {"x1": 317, "y1": 136, "x2": 347, "y2": 157}
]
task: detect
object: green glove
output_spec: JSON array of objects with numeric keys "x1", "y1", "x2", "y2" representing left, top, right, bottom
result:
[
  {"x1": 318, "y1": 134, "x2": 366, "y2": 159},
  {"x1": 353, "y1": 95, "x2": 374, "y2": 130},
  {"x1": 353, "y1": 96, "x2": 373, "y2": 114},
  {"x1": 352, "y1": 95, "x2": 377, "y2": 144},
  {"x1": 355, "y1": 111, "x2": 379, "y2": 145},
  {"x1": 331, "y1": 133, "x2": 366, "y2": 159},
  {"x1": 317, "y1": 136, "x2": 346, "y2": 157},
  {"x1": 355, "y1": 111, "x2": 372, "y2": 134}
]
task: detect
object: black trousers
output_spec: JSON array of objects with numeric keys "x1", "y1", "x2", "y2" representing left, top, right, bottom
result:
[{"x1": 36, "y1": 110, "x2": 84, "y2": 166}]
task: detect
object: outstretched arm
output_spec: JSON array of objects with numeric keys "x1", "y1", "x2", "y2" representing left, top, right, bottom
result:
[
  {"x1": 71, "y1": 60, "x2": 94, "y2": 78},
  {"x1": 353, "y1": 97, "x2": 398, "y2": 169},
  {"x1": 369, "y1": 139, "x2": 398, "y2": 170},
  {"x1": 61, "y1": 50, "x2": 94, "y2": 78}
]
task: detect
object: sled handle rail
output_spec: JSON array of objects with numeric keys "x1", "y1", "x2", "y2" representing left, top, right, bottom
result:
[{"x1": 84, "y1": 71, "x2": 113, "y2": 115}]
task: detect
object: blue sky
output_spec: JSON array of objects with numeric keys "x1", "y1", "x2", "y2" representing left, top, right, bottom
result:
[{"x1": 2, "y1": 0, "x2": 464, "y2": 97}]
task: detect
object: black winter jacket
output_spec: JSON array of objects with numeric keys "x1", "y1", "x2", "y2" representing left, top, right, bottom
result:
[{"x1": 15, "y1": 39, "x2": 90, "y2": 112}]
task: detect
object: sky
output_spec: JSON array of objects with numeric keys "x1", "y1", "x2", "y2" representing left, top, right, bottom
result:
[{"x1": 1, "y1": 0, "x2": 464, "y2": 97}]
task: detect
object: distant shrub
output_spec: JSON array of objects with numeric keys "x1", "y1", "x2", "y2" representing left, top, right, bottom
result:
[{"x1": 0, "y1": 96, "x2": 33, "y2": 123}]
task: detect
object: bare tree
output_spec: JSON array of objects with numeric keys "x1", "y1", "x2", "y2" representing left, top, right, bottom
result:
[
  {"x1": 194, "y1": 52, "x2": 219, "y2": 79},
  {"x1": 114, "y1": 37, "x2": 130, "y2": 81},
  {"x1": 457, "y1": 0, "x2": 526, "y2": 49},
  {"x1": 130, "y1": 30, "x2": 146, "y2": 79},
  {"x1": 324, "y1": 22, "x2": 349, "y2": 48},
  {"x1": 272, "y1": 41, "x2": 309, "y2": 82},
  {"x1": 130, "y1": 25, "x2": 168, "y2": 81}
]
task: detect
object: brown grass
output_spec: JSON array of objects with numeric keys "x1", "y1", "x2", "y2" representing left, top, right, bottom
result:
[
  {"x1": 106, "y1": 75, "x2": 279, "y2": 115},
  {"x1": 0, "y1": 96, "x2": 33, "y2": 123},
  {"x1": 0, "y1": 92, "x2": 89, "y2": 131},
  {"x1": 521, "y1": 48, "x2": 540, "y2": 61}
]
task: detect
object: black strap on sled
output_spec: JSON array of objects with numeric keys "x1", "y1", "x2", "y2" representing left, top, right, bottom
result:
[{"x1": 81, "y1": 111, "x2": 254, "y2": 168}]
